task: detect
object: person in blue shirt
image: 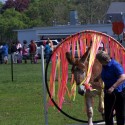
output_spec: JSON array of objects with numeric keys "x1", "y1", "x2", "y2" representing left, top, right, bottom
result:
[
  {"x1": 2, "y1": 43, "x2": 8, "y2": 64},
  {"x1": 96, "y1": 50, "x2": 125, "y2": 125},
  {"x1": 44, "y1": 40, "x2": 52, "y2": 63},
  {"x1": 0, "y1": 43, "x2": 3, "y2": 64}
]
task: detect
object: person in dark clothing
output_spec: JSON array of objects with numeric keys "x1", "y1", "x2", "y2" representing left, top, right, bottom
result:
[
  {"x1": 11, "y1": 42, "x2": 17, "y2": 53},
  {"x1": 29, "y1": 40, "x2": 36, "y2": 63},
  {"x1": 96, "y1": 50, "x2": 125, "y2": 125},
  {"x1": 11, "y1": 42, "x2": 18, "y2": 63},
  {"x1": 22, "y1": 40, "x2": 28, "y2": 64}
]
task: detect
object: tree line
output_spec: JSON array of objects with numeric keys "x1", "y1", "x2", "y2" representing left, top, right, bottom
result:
[{"x1": 0, "y1": 0, "x2": 125, "y2": 42}]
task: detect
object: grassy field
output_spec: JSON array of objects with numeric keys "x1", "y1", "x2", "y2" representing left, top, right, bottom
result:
[{"x1": 0, "y1": 60, "x2": 103, "y2": 125}]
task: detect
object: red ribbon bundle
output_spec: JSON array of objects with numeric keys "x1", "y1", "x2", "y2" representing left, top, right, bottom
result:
[{"x1": 112, "y1": 21, "x2": 124, "y2": 35}]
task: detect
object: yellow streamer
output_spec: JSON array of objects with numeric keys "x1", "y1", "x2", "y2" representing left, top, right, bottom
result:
[{"x1": 80, "y1": 34, "x2": 102, "y2": 88}]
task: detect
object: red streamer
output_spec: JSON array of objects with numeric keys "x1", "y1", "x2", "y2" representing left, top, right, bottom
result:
[{"x1": 47, "y1": 30, "x2": 125, "y2": 110}]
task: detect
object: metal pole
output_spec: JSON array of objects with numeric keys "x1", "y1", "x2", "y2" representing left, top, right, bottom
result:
[
  {"x1": 11, "y1": 53, "x2": 13, "y2": 82},
  {"x1": 40, "y1": 45, "x2": 48, "y2": 125}
]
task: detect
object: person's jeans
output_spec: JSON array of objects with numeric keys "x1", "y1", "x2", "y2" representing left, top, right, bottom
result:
[
  {"x1": 104, "y1": 91, "x2": 125, "y2": 125},
  {"x1": 30, "y1": 53, "x2": 35, "y2": 63},
  {"x1": 46, "y1": 54, "x2": 51, "y2": 63}
]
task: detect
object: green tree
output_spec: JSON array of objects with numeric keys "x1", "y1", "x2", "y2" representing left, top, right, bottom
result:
[
  {"x1": 0, "y1": 0, "x2": 125, "y2": 42},
  {"x1": 25, "y1": 0, "x2": 68, "y2": 26},
  {"x1": 38, "y1": 0, "x2": 57, "y2": 26},
  {"x1": 52, "y1": 0, "x2": 70, "y2": 25},
  {"x1": 0, "y1": 15, "x2": 6, "y2": 42},
  {"x1": 24, "y1": 1, "x2": 45, "y2": 27},
  {"x1": 0, "y1": 8, "x2": 30, "y2": 42},
  {"x1": 67, "y1": 0, "x2": 111, "y2": 24}
]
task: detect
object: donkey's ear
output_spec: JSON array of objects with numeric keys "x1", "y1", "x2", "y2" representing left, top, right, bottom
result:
[
  {"x1": 80, "y1": 47, "x2": 91, "y2": 62},
  {"x1": 75, "y1": 60, "x2": 85, "y2": 70},
  {"x1": 66, "y1": 52, "x2": 75, "y2": 65}
]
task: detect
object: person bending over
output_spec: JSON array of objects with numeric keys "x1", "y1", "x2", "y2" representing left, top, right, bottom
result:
[{"x1": 96, "y1": 50, "x2": 125, "y2": 125}]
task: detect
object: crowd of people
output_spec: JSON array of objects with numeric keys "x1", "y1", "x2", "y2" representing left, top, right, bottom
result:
[
  {"x1": 0, "y1": 38, "x2": 54, "y2": 64},
  {"x1": 0, "y1": 40, "x2": 35, "y2": 64}
]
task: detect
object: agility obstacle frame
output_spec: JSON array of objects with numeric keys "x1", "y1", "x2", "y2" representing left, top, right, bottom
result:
[{"x1": 44, "y1": 30, "x2": 125, "y2": 123}]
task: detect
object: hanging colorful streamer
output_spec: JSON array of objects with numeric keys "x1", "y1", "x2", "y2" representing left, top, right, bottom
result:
[{"x1": 47, "y1": 30, "x2": 125, "y2": 110}]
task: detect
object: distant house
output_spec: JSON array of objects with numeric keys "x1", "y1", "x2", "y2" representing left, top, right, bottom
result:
[
  {"x1": 14, "y1": 24, "x2": 113, "y2": 44},
  {"x1": 106, "y1": 2, "x2": 125, "y2": 24},
  {"x1": 15, "y1": 2, "x2": 125, "y2": 47}
]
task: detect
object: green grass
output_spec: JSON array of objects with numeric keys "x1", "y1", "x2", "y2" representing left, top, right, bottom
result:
[{"x1": 0, "y1": 60, "x2": 103, "y2": 125}]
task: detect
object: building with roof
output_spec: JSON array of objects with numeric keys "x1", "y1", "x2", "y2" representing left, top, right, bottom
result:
[
  {"x1": 16, "y1": 24, "x2": 114, "y2": 43},
  {"x1": 106, "y1": 2, "x2": 125, "y2": 24},
  {"x1": 15, "y1": 2, "x2": 125, "y2": 47}
]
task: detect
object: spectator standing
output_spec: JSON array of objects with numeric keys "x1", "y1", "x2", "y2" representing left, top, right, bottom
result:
[
  {"x1": 11, "y1": 42, "x2": 18, "y2": 63},
  {"x1": 17, "y1": 48, "x2": 22, "y2": 63},
  {"x1": 22, "y1": 40, "x2": 28, "y2": 64},
  {"x1": 48, "y1": 39, "x2": 54, "y2": 51},
  {"x1": 47, "y1": 38, "x2": 54, "y2": 51},
  {"x1": 0, "y1": 43, "x2": 3, "y2": 64},
  {"x1": 29, "y1": 40, "x2": 36, "y2": 64},
  {"x1": 16, "y1": 41, "x2": 22, "y2": 51},
  {"x1": 34, "y1": 42, "x2": 38, "y2": 63},
  {"x1": 34, "y1": 53, "x2": 38, "y2": 64},
  {"x1": 2, "y1": 43, "x2": 8, "y2": 64},
  {"x1": 44, "y1": 40, "x2": 52, "y2": 63},
  {"x1": 16, "y1": 41, "x2": 22, "y2": 63},
  {"x1": 42, "y1": 40, "x2": 46, "y2": 46}
]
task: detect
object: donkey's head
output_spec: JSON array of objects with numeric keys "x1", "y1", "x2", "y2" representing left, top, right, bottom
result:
[{"x1": 66, "y1": 47, "x2": 91, "y2": 85}]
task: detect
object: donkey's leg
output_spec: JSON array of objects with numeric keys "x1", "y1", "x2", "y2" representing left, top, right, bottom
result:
[
  {"x1": 98, "y1": 89, "x2": 104, "y2": 120},
  {"x1": 85, "y1": 94, "x2": 93, "y2": 125}
]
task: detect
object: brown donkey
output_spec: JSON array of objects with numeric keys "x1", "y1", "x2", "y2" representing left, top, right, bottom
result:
[{"x1": 66, "y1": 47, "x2": 104, "y2": 125}]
